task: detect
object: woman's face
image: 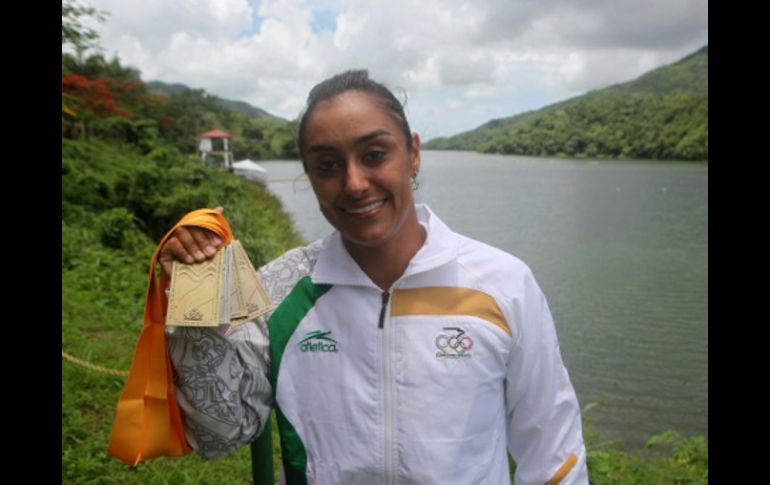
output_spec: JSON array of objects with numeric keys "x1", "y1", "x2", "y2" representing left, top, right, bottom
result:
[{"x1": 302, "y1": 91, "x2": 421, "y2": 251}]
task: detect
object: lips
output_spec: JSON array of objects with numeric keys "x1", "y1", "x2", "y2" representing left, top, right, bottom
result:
[{"x1": 343, "y1": 199, "x2": 385, "y2": 214}]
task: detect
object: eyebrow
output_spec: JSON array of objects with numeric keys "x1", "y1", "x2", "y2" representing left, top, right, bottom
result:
[
  {"x1": 306, "y1": 129, "x2": 394, "y2": 154},
  {"x1": 356, "y1": 129, "x2": 392, "y2": 144}
]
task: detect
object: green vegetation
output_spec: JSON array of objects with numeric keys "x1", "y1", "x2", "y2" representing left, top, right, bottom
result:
[
  {"x1": 425, "y1": 46, "x2": 708, "y2": 162},
  {"x1": 583, "y1": 430, "x2": 708, "y2": 484},
  {"x1": 62, "y1": 53, "x2": 300, "y2": 160},
  {"x1": 62, "y1": 136, "x2": 303, "y2": 484},
  {"x1": 145, "y1": 80, "x2": 300, "y2": 160},
  {"x1": 579, "y1": 404, "x2": 708, "y2": 484}
]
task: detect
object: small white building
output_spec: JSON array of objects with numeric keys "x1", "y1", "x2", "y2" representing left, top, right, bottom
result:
[{"x1": 198, "y1": 130, "x2": 233, "y2": 169}]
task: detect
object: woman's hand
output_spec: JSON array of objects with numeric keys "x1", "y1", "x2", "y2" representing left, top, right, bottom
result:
[{"x1": 158, "y1": 206, "x2": 225, "y2": 276}]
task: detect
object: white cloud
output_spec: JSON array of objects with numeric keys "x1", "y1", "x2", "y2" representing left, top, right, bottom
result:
[
  {"x1": 84, "y1": 0, "x2": 708, "y2": 138},
  {"x1": 92, "y1": 0, "x2": 253, "y2": 51}
]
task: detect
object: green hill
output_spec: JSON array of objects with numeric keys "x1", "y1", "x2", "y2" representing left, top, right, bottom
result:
[
  {"x1": 424, "y1": 46, "x2": 708, "y2": 161},
  {"x1": 148, "y1": 80, "x2": 282, "y2": 120},
  {"x1": 62, "y1": 52, "x2": 300, "y2": 160}
]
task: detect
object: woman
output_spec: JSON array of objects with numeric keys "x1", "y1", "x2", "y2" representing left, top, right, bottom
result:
[{"x1": 161, "y1": 70, "x2": 588, "y2": 484}]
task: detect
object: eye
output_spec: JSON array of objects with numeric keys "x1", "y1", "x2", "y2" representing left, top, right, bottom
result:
[
  {"x1": 319, "y1": 160, "x2": 338, "y2": 171},
  {"x1": 363, "y1": 150, "x2": 386, "y2": 164},
  {"x1": 309, "y1": 159, "x2": 339, "y2": 174}
]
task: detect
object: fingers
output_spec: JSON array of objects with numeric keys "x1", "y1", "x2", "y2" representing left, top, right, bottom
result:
[
  {"x1": 190, "y1": 228, "x2": 221, "y2": 258},
  {"x1": 157, "y1": 207, "x2": 226, "y2": 276},
  {"x1": 158, "y1": 225, "x2": 224, "y2": 276},
  {"x1": 177, "y1": 227, "x2": 222, "y2": 262},
  {"x1": 158, "y1": 233, "x2": 193, "y2": 277}
]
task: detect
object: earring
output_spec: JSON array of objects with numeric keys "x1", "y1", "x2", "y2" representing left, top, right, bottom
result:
[{"x1": 411, "y1": 174, "x2": 419, "y2": 191}]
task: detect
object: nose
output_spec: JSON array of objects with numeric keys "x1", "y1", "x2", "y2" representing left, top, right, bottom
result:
[{"x1": 344, "y1": 161, "x2": 370, "y2": 196}]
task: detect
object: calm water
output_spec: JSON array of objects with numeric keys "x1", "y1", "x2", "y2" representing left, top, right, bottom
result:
[{"x1": 261, "y1": 150, "x2": 708, "y2": 450}]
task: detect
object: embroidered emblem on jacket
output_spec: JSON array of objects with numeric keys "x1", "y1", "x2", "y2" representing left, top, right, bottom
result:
[{"x1": 435, "y1": 327, "x2": 473, "y2": 358}]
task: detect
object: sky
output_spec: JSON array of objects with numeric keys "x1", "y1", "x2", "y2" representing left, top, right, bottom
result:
[{"x1": 80, "y1": 0, "x2": 708, "y2": 141}]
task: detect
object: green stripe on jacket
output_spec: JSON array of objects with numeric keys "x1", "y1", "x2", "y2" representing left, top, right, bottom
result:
[{"x1": 268, "y1": 276, "x2": 332, "y2": 485}]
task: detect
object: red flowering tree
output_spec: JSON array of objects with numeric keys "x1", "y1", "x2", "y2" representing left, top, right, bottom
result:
[
  {"x1": 61, "y1": 69, "x2": 172, "y2": 142},
  {"x1": 62, "y1": 74, "x2": 121, "y2": 118}
]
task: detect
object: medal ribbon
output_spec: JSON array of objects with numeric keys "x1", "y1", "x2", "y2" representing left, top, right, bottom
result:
[{"x1": 108, "y1": 208, "x2": 232, "y2": 465}]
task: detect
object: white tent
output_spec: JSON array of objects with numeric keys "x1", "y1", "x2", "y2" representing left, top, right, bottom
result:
[{"x1": 232, "y1": 159, "x2": 269, "y2": 182}]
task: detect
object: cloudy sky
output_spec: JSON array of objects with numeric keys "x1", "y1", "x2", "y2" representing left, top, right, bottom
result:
[{"x1": 81, "y1": 0, "x2": 708, "y2": 140}]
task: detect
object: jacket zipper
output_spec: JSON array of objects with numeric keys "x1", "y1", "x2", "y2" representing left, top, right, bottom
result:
[
  {"x1": 379, "y1": 290, "x2": 394, "y2": 484},
  {"x1": 378, "y1": 291, "x2": 390, "y2": 328}
]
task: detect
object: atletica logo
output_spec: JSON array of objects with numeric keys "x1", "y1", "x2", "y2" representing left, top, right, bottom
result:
[
  {"x1": 298, "y1": 330, "x2": 339, "y2": 353},
  {"x1": 435, "y1": 327, "x2": 473, "y2": 359}
]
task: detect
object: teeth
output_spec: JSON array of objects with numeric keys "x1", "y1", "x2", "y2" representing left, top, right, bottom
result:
[{"x1": 346, "y1": 200, "x2": 384, "y2": 214}]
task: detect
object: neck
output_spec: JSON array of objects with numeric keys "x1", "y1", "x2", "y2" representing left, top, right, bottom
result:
[{"x1": 344, "y1": 210, "x2": 426, "y2": 291}]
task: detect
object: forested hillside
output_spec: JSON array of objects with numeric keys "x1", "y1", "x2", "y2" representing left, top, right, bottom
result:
[
  {"x1": 425, "y1": 46, "x2": 708, "y2": 161},
  {"x1": 62, "y1": 54, "x2": 299, "y2": 160}
]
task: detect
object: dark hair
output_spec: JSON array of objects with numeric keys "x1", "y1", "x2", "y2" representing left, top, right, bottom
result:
[{"x1": 297, "y1": 70, "x2": 412, "y2": 170}]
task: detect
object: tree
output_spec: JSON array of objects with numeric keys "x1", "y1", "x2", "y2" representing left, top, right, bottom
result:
[{"x1": 62, "y1": 0, "x2": 107, "y2": 60}]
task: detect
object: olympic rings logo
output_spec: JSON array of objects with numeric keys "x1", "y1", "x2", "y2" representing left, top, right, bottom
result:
[{"x1": 435, "y1": 327, "x2": 473, "y2": 355}]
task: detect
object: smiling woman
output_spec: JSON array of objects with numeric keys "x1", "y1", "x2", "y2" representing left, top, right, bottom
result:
[{"x1": 153, "y1": 70, "x2": 589, "y2": 485}]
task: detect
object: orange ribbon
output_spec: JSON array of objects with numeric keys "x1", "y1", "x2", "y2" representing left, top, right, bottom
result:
[{"x1": 108, "y1": 209, "x2": 233, "y2": 466}]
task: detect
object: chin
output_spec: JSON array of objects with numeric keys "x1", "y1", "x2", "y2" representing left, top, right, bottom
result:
[{"x1": 341, "y1": 229, "x2": 393, "y2": 249}]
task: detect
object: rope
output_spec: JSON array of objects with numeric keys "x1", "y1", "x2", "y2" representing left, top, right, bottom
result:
[{"x1": 62, "y1": 351, "x2": 129, "y2": 377}]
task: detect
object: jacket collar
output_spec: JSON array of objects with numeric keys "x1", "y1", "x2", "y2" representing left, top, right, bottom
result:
[{"x1": 310, "y1": 204, "x2": 459, "y2": 289}]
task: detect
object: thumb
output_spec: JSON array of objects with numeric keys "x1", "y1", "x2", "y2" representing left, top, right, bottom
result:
[{"x1": 213, "y1": 206, "x2": 224, "y2": 215}]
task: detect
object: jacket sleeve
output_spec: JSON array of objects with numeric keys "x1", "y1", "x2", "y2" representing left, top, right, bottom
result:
[
  {"x1": 504, "y1": 268, "x2": 589, "y2": 485},
  {"x1": 166, "y1": 318, "x2": 273, "y2": 459},
  {"x1": 165, "y1": 241, "x2": 323, "y2": 460}
]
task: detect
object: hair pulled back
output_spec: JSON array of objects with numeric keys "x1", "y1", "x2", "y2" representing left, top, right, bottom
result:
[{"x1": 297, "y1": 70, "x2": 412, "y2": 170}]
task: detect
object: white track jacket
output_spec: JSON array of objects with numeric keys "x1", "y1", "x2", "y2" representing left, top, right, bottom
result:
[{"x1": 167, "y1": 204, "x2": 588, "y2": 485}]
